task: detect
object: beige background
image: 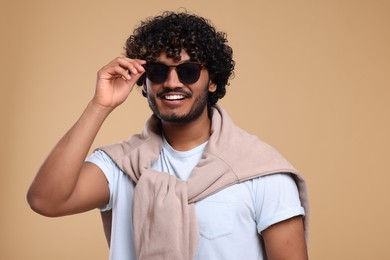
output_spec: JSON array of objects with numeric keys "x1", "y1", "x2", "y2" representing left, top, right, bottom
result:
[{"x1": 1, "y1": 0, "x2": 389, "y2": 259}]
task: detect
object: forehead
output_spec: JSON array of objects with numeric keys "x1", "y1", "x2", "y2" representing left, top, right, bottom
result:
[{"x1": 157, "y1": 49, "x2": 191, "y2": 63}]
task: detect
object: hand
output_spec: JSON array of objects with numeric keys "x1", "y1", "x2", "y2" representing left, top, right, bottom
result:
[{"x1": 92, "y1": 57, "x2": 146, "y2": 110}]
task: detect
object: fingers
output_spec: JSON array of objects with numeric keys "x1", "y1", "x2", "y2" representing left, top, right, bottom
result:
[
  {"x1": 93, "y1": 57, "x2": 147, "y2": 109},
  {"x1": 118, "y1": 57, "x2": 146, "y2": 80},
  {"x1": 99, "y1": 57, "x2": 146, "y2": 82}
]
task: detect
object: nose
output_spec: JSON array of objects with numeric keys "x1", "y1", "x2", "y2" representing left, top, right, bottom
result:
[{"x1": 163, "y1": 67, "x2": 183, "y2": 88}]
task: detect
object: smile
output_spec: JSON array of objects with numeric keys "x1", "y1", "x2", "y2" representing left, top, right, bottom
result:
[{"x1": 162, "y1": 94, "x2": 186, "y2": 100}]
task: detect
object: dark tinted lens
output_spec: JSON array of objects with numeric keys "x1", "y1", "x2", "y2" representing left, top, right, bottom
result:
[
  {"x1": 145, "y1": 63, "x2": 169, "y2": 83},
  {"x1": 176, "y1": 63, "x2": 202, "y2": 84},
  {"x1": 144, "y1": 62, "x2": 202, "y2": 84}
]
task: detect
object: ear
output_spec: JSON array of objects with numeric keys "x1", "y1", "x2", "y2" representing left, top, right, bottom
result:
[{"x1": 208, "y1": 81, "x2": 217, "y2": 93}]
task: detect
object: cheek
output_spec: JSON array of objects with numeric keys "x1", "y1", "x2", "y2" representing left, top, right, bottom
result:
[
  {"x1": 145, "y1": 80, "x2": 158, "y2": 95},
  {"x1": 200, "y1": 71, "x2": 214, "y2": 91}
]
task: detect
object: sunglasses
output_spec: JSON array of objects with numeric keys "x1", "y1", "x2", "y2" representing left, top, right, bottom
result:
[{"x1": 142, "y1": 62, "x2": 205, "y2": 84}]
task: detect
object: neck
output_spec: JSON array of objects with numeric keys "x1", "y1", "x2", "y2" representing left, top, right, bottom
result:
[{"x1": 161, "y1": 108, "x2": 212, "y2": 151}]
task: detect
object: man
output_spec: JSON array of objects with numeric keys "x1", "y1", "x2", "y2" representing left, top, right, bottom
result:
[{"x1": 27, "y1": 11, "x2": 309, "y2": 260}]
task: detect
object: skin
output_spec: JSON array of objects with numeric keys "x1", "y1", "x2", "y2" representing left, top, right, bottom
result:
[
  {"x1": 263, "y1": 216, "x2": 308, "y2": 260},
  {"x1": 27, "y1": 50, "x2": 308, "y2": 259}
]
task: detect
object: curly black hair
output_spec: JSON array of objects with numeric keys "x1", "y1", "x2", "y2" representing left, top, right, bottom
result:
[{"x1": 125, "y1": 11, "x2": 235, "y2": 107}]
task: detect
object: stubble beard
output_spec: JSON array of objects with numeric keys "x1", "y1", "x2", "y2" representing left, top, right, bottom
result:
[{"x1": 147, "y1": 85, "x2": 209, "y2": 124}]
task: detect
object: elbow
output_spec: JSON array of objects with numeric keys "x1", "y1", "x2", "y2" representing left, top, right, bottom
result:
[{"x1": 26, "y1": 190, "x2": 62, "y2": 217}]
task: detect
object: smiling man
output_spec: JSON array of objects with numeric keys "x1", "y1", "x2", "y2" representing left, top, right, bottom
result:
[
  {"x1": 27, "y1": 11, "x2": 309, "y2": 260},
  {"x1": 145, "y1": 52, "x2": 213, "y2": 124}
]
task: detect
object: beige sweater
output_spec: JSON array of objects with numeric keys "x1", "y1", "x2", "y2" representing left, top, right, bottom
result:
[{"x1": 100, "y1": 105, "x2": 309, "y2": 260}]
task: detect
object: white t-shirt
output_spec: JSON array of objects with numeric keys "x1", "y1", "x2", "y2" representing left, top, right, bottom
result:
[{"x1": 86, "y1": 138, "x2": 305, "y2": 260}]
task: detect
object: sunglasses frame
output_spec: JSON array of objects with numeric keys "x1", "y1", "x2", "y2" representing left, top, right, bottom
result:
[{"x1": 142, "y1": 62, "x2": 205, "y2": 84}]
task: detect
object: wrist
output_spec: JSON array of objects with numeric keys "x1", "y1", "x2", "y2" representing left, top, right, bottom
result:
[{"x1": 87, "y1": 100, "x2": 114, "y2": 119}]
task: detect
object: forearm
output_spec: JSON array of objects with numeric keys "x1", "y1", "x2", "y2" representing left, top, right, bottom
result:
[{"x1": 27, "y1": 101, "x2": 111, "y2": 214}]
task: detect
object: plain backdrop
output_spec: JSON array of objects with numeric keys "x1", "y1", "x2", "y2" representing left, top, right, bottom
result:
[{"x1": 1, "y1": 0, "x2": 389, "y2": 259}]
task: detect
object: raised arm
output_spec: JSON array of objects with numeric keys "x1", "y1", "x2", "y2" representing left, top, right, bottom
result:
[{"x1": 27, "y1": 57, "x2": 145, "y2": 217}]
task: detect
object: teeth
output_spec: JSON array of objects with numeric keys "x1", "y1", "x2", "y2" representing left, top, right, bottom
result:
[{"x1": 164, "y1": 95, "x2": 185, "y2": 100}]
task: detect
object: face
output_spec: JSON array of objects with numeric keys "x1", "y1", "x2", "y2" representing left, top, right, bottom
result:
[{"x1": 145, "y1": 50, "x2": 216, "y2": 123}]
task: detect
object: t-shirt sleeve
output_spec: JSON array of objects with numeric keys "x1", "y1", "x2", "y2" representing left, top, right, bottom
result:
[
  {"x1": 252, "y1": 173, "x2": 305, "y2": 234},
  {"x1": 85, "y1": 150, "x2": 118, "y2": 211}
]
